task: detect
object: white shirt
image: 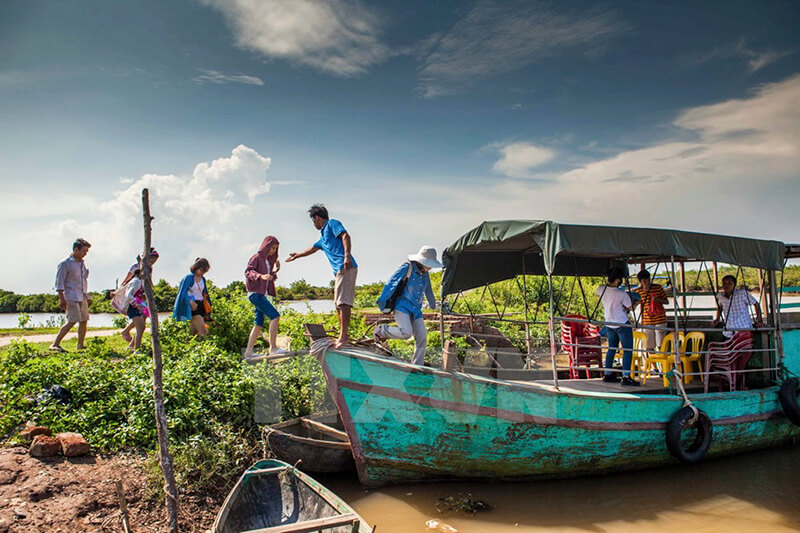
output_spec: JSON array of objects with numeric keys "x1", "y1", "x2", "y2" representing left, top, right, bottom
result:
[
  {"x1": 595, "y1": 285, "x2": 632, "y2": 328},
  {"x1": 189, "y1": 278, "x2": 205, "y2": 301}
]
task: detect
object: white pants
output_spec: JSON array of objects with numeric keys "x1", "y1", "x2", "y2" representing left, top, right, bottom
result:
[
  {"x1": 378, "y1": 311, "x2": 427, "y2": 365},
  {"x1": 641, "y1": 324, "x2": 668, "y2": 353}
]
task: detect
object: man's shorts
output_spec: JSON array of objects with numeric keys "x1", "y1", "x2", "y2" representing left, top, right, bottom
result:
[
  {"x1": 66, "y1": 299, "x2": 90, "y2": 323},
  {"x1": 334, "y1": 267, "x2": 357, "y2": 308}
]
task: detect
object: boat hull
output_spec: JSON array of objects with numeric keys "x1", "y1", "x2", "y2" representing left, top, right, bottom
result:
[
  {"x1": 266, "y1": 413, "x2": 356, "y2": 473},
  {"x1": 322, "y1": 346, "x2": 800, "y2": 487}
]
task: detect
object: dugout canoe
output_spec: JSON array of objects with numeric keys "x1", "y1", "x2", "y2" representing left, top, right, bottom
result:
[{"x1": 213, "y1": 459, "x2": 373, "y2": 533}]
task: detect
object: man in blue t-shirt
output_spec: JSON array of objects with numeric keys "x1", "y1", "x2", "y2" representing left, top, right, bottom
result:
[{"x1": 286, "y1": 204, "x2": 358, "y2": 347}]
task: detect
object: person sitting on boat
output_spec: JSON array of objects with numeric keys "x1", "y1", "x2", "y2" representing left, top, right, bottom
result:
[
  {"x1": 631, "y1": 270, "x2": 670, "y2": 355},
  {"x1": 712, "y1": 275, "x2": 763, "y2": 338},
  {"x1": 595, "y1": 266, "x2": 638, "y2": 386},
  {"x1": 243, "y1": 236, "x2": 287, "y2": 358},
  {"x1": 374, "y1": 246, "x2": 442, "y2": 365},
  {"x1": 173, "y1": 257, "x2": 212, "y2": 337}
]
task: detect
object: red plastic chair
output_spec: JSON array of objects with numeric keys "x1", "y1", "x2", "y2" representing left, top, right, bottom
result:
[
  {"x1": 560, "y1": 315, "x2": 602, "y2": 379},
  {"x1": 704, "y1": 331, "x2": 754, "y2": 393}
]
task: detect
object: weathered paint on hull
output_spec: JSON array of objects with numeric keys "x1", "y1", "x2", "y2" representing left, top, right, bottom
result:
[{"x1": 322, "y1": 346, "x2": 800, "y2": 487}]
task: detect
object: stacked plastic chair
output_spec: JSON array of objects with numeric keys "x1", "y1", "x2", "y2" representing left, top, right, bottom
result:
[
  {"x1": 560, "y1": 315, "x2": 602, "y2": 379},
  {"x1": 704, "y1": 331, "x2": 754, "y2": 393}
]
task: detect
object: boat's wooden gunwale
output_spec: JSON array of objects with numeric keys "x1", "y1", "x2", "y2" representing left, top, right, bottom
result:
[{"x1": 266, "y1": 427, "x2": 352, "y2": 450}]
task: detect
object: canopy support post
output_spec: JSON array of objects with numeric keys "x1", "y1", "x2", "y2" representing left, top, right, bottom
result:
[
  {"x1": 670, "y1": 256, "x2": 681, "y2": 390},
  {"x1": 522, "y1": 255, "x2": 532, "y2": 365},
  {"x1": 439, "y1": 296, "x2": 447, "y2": 365},
  {"x1": 547, "y1": 274, "x2": 559, "y2": 389},
  {"x1": 769, "y1": 270, "x2": 784, "y2": 381}
]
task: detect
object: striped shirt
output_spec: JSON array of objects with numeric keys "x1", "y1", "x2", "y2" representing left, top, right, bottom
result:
[{"x1": 635, "y1": 284, "x2": 668, "y2": 325}]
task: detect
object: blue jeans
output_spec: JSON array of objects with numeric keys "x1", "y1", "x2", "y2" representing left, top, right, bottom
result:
[
  {"x1": 249, "y1": 293, "x2": 280, "y2": 327},
  {"x1": 605, "y1": 324, "x2": 633, "y2": 377}
]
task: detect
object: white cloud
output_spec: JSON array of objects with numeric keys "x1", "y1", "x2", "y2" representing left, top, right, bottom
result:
[
  {"x1": 491, "y1": 141, "x2": 556, "y2": 178},
  {"x1": 417, "y1": 1, "x2": 627, "y2": 98},
  {"x1": 192, "y1": 69, "x2": 264, "y2": 85},
  {"x1": 200, "y1": 0, "x2": 389, "y2": 77},
  {"x1": 0, "y1": 145, "x2": 275, "y2": 293},
  {"x1": 678, "y1": 38, "x2": 793, "y2": 74}
]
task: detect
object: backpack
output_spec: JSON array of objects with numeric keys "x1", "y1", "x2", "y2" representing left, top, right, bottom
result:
[{"x1": 382, "y1": 263, "x2": 414, "y2": 313}]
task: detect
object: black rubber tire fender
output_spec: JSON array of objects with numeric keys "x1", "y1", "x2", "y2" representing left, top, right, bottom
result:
[
  {"x1": 666, "y1": 406, "x2": 712, "y2": 463},
  {"x1": 779, "y1": 377, "x2": 800, "y2": 427}
]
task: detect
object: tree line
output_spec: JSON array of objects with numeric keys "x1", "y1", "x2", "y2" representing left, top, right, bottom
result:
[{"x1": 0, "y1": 278, "x2": 338, "y2": 314}]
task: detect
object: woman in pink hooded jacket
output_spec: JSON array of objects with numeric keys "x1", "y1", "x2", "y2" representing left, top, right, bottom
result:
[{"x1": 244, "y1": 236, "x2": 286, "y2": 357}]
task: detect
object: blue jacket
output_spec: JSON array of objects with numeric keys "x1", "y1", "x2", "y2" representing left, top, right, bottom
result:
[
  {"x1": 172, "y1": 273, "x2": 211, "y2": 321},
  {"x1": 377, "y1": 262, "x2": 435, "y2": 319}
]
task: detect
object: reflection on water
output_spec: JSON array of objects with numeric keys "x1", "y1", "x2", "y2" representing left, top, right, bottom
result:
[{"x1": 321, "y1": 444, "x2": 800, "y2": 532}]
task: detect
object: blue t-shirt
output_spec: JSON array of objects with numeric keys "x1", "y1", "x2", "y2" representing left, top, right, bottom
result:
[
  {"x1": 313, "y1": 219, "x2": 358, "y2": 275},
  {"x1": 394, "y1": 264, "x2": 436, "y2": 320}
]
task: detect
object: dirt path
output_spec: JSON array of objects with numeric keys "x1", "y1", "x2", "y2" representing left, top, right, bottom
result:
[
  {"x1": 0, "y1": 447, "x2": 216, "y2": 532},
  {"x1": 0, "y1": 330, "x2": 120, "y2": 348}
]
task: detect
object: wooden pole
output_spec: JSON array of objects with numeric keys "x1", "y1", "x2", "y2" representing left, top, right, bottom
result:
[
  {"x1": 141, "y1": 189, "x2": 179, "y2": 533},
  {"x1": 712, "y1": 262, "x2": 719, "y2": 293}
]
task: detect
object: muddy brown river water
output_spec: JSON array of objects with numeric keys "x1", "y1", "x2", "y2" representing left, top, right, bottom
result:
[{"x1": 321, "y1": 444, "x2": 800, "y2": 532}]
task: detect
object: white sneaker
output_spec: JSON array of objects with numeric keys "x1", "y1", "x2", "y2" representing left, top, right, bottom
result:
[{"x1": 269, "y1": 348, "x2": 289, "y2": 356}]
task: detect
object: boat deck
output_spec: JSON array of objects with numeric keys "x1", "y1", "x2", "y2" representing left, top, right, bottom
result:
[{"x1": 509, "y1": 377, "x2": 709, "y2": 395}]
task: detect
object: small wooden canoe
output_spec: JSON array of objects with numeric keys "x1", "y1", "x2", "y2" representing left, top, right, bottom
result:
[
  {"x1": 213, "y1": 459, "x2": 373, "y2": 533},
  {"x1": 266, "y1": 413, "x2": 355, "y2": 474}
]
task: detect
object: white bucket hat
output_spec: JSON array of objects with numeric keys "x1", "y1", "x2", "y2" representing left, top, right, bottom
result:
[{"x1": 408, "y1": 245, "x2": 442, "y2": 269}]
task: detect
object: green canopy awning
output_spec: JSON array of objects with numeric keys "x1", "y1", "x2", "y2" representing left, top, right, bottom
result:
[{"x1": 441, "y1": 220, "x2": 786, "y2": 296}]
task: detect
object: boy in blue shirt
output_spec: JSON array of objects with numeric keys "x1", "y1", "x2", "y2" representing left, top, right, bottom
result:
[{"x1": 287, "y1": 204, "x2": 357, "y2": 347}]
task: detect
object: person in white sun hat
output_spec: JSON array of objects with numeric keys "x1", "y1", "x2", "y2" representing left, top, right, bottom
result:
[{"x1": 375, "y1": 246, "x2": 442, "y2": 365}]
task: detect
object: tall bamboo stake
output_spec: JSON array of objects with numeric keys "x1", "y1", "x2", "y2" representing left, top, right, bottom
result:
[{"x1": 141, "y1": 189, "x2": 179, "y2": 533}]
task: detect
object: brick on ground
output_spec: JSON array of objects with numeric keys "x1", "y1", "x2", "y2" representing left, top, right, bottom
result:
[
  {"x1": 29, "y1": 435, "x2": 60, "y2": 457},
  {"x1": 56, "y1": 432, "x2": 90, "y2": 457},
  {"x1": 18, "y1": 426, "x2": 52, "y2": 441}
]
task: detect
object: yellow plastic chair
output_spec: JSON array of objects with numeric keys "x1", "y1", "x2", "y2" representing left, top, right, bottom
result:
[
  {"x1": 644, "y1": 332, "x2": 684, "y2": 387},
  {"x1": 630, "y1": 331, "x2": 648, "y2": 380},
  {"x1": 680, "y1": 331, "x2": 706, "y2": 384}
]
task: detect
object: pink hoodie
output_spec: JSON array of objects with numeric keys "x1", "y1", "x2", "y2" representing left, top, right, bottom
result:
[{"x1": 245, "y1": 236, "x2": 279, "y2": 296}]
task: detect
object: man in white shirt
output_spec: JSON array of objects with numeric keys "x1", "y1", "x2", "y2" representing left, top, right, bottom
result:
[
  {"x1": 712, "y1": 275, "x2": 762, "y2": 337},
  {"x1": 51, "y1": 238, "x2": 91, "y2": 352}
]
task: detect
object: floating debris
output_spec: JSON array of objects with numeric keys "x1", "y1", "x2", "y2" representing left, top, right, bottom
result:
[
  {"x1": 435, "y1": 493, "x2": 491, "y2": 514},
  {"x1": 426, "y1": 518, "x2": 458, "y2": 532}
]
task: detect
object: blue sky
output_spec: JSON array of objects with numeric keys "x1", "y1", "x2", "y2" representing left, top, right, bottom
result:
[{"x1": 1, "y1": 0, "x2": 799, "y2": 293}]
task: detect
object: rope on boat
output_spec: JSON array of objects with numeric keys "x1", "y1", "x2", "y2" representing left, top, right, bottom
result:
[
  {"x1": 671, "y1": 368, "x2": 699, "y2": 424},
  {"x1": 310, "y1": 337, "x2": 335, "y2": 362}
]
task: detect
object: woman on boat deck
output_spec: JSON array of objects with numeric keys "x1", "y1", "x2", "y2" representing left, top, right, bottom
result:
[
  {"x1": 374, "y1": 246, "x2": 442, "y2": 365},
  {"x1": 595, "y1": 266, "x2": 639, "y2": 386},
  {"x1": 173, "y1": 258, "x2": 212, "y2": 337},
  {"x1": 244, "y1": 236, "x2": 287, "y2": 357}
]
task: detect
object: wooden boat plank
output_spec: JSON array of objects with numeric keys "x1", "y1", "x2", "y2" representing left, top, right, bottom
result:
[
  {"x1": 243, "y1": 466, "x2": 290, "y2": 476},
  {"x1": 241, "y1": 513, "x2": 358, "y2": 533},
  {"x1": 300, "y1": 418, "x2": 349, "y2": 441}
]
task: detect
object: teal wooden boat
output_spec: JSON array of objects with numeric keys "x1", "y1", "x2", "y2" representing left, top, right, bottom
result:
[
  {"x1": 213, "y1": 459, "x2": 373, "y2": 532},
  {"x1": 317, "y1": 221, "x2": 800, "y2": 486}
]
